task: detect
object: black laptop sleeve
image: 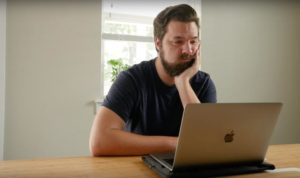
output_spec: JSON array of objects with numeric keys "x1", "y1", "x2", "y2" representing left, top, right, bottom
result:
[{"x1": 142, "y1": 155, "x2": 275, "y2": 178}]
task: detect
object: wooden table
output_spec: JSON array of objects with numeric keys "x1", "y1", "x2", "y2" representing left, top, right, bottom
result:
[{"x1": 0, "y1": 144, "x2": 299, "y2": 178}]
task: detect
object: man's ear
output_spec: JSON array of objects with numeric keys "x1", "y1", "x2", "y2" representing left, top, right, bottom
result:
[{"x1": 154, "y1": 37, "x2": 161, "y2": 52}]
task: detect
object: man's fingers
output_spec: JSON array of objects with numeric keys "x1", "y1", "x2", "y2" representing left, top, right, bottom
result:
[{"x1": 195, "y1": 46, "x2": 201, "y2": 70}]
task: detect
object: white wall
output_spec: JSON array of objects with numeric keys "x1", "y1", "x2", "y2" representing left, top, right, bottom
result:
[
  {"x1": 5, "y1": 0, "x2": 101, "y2": 160},
  {"x1": 0, "y1": 0, "x2": 6, "y2": 160},
  {"x1": 3, "y1": 0, "x2": 299, "y2": 160},
  {"x1": 202, "y1": 1, "x2": 300, "y2": 144}
]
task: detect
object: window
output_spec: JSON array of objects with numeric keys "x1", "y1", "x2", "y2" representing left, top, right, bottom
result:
[{"x1": 100, "y1": 0, "x2": 201, "y2": 97}]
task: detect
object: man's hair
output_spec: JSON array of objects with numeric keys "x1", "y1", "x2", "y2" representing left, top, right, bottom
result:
[{"x1": 153, "y1": 4, "x2": 200, "y2": 41}]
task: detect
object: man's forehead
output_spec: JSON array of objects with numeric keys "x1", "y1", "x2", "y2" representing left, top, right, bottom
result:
[{"x1": 165, "y1": 21, "x2": 199, "y2": 37}]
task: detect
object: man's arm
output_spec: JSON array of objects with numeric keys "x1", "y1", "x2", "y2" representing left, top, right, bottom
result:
[
  {"x1": 89, "y1": 106, "x2": 178, "y2": 156},
  {"x1": 174, "y1": 48, "x2": 201, "y2": 108}
]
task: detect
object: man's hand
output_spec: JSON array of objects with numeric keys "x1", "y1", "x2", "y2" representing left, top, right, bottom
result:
[
  {"x1": 174, "y1": 46, "x2": 201, "y2": 108},
  {"x1": 174, "y1": 46, "x2": 201, "y2": 85}
]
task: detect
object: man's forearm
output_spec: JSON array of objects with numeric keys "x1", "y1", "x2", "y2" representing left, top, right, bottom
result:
[
  {"x1": 175, "y1": 79, "x2": 200, "y2": 108},
  {"x1": 90, "y1": 129, "x2": 177, "y2": 156}
]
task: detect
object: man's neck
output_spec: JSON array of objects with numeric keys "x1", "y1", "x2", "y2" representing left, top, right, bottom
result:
[{"x1": 155, "y1": 57, "x2": 175, "y2": 86}]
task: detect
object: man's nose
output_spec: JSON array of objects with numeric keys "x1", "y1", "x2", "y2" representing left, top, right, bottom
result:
[{"x1": 181, "y1": 42, "x2": 193, "y2": 55}]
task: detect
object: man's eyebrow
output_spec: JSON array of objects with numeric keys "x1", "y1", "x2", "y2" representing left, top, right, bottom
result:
[
  {"x1": 173, "y1": 36, "x2": 184, "y2": 40},
  {"x1": 172, "y1": 36, "x2": 199, "y2": 40}
]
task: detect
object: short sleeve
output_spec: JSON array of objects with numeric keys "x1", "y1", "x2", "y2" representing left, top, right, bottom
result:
[
  {"x1": 200, "y1": 77, "x2": 217, "y2": 103},
  {"x1": 102, "y1": 70, "x2": 138, "y2": 122}
]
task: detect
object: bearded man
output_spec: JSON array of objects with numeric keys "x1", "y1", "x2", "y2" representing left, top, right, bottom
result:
[{"x1": 89, "y1": 4, "x2": 217, "y2": 156}]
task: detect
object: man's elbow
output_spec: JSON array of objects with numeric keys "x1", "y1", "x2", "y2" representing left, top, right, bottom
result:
[
  {"x1": 89, "y1": 141, "x2": 107, "y2": 157},
  {"x1": 89, "y1": 144, "x2": 100, "y2": 157},
  {"x1": 89, "y1": 139, "x2": 118, "y2": 156}
]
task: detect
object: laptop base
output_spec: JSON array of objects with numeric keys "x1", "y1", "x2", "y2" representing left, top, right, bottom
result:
[{"x1": 142, "y1": 155, "x2": 275, "y2": 178}]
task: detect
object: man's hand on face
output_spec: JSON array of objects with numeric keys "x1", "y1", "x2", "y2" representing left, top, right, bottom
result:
[{"x1": 174, "y1": 46, "x2": 201, "y2": 85}]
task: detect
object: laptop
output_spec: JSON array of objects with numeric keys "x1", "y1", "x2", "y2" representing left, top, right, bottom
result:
[{"x1": 142, "y1": 103, "x2": 283, "y2": 178}]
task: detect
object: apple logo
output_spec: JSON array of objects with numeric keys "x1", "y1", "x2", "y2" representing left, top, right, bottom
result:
[{"x1": 224, "y1": 130, "x2": 235, "y2": 143}]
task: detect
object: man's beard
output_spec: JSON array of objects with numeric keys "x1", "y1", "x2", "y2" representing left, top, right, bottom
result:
[{"x1": 160, "y1": 49, "x2": 195, "y2": 77}]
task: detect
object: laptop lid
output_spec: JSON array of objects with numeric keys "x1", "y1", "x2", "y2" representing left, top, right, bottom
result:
[{"x1": 171, "y1": 103, "x2": 282, "y2": 169}]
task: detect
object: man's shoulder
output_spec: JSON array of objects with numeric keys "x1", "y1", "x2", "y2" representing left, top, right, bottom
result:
[
  {"x1": 117, "y1": 59, "x2": 155, "y2": 84},
  {"x1": 123, "y1": 59, "x2": 155, "y2": 78},
  {"x1": 128, "y1": 59, "x2": 155, "y2": 72},
  {"x1": 193, "y1": 70, "x2": 212, "y2": 81}
]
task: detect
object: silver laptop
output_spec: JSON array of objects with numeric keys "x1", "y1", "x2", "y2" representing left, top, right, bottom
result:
[{"x1": 143, "y1": 103, "x2": 282, "y2": 176}]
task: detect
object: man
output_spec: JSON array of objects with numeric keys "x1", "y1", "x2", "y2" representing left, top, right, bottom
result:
[{"x1": 89, "y1": 4, "x2": 216, "y2": 156}]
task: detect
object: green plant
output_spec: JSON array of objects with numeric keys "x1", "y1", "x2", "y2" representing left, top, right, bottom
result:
[{"x1": 107, "y1": 59, "x2": 130, "y2": 82}]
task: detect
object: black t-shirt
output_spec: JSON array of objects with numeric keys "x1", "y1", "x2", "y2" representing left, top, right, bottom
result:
[{"x1": 103, "y1": 59, "x2": 217, "y2": 136}]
